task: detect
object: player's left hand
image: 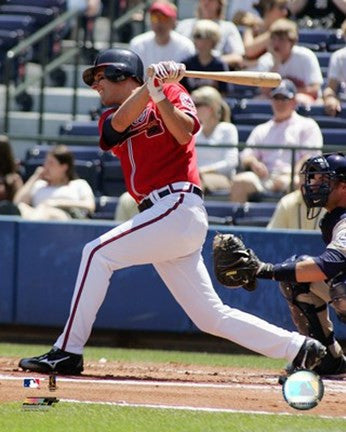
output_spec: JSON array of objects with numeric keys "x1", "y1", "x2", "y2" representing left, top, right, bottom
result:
[{"x1": 147, "y1": 61, "x2": 186, "y2": 83}]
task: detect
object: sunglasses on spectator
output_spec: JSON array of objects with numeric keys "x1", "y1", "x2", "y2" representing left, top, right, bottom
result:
[
  {"x1": 193, "y1": 33, "x2": 210, "y2": 40},
  {"x1": 272, "y1": 94, "x2": 291, "y2": 101},
  {"x1": 150, "y1": 12, "x2": 172, "y2": 23}
]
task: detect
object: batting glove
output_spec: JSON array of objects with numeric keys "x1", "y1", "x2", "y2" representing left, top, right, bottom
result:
[
  {"x1": 147, "y1": 61, "x2": 186, "y2": 83},
  {"x1": 147, "y1": 76, "x2": 165, "y2": 104}
]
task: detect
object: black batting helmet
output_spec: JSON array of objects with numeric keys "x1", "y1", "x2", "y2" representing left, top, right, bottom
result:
[
  {"x1": 300, "y1": 152, "x2": 346, "y2": 219},
  {"x1": 82, "y1": 48, "x2": 144, "y2": 86}
]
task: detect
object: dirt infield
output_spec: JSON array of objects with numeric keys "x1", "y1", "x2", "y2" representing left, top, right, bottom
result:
[{"x1": 0, "y1": 357, "x2": 345, "y2": 417}]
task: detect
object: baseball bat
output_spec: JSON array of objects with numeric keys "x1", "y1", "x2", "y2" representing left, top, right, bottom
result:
[{"x1": 183, "y1": 70, "x2": 282, "y2": 88}]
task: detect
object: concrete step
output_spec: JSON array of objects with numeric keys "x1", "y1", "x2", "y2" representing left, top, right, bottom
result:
[{"x1": 1, "y1": 111, "x2": 90, "y2": 160}]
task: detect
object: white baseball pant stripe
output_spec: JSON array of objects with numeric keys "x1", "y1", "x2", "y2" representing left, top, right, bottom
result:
[{"x1": 55, "y1": 192, "x2": 305, "y2": 360}]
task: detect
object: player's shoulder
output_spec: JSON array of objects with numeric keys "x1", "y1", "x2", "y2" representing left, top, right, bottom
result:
[{"x1": 130, "y1": 31, "x2": 154, "y2": 46}]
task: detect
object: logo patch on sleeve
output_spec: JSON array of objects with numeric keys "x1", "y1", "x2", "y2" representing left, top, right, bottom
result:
[{"x1": 180, "y1": 93, "x2": 196, "y2": 112}]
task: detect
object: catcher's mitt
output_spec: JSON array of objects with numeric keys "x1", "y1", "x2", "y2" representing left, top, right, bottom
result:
[{"x1": 213, "y1": 233, "x2": 262, "y2": 291}]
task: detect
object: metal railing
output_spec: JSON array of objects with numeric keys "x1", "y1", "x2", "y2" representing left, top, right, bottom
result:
[{"x1": 3, "y1": 8, "x2": 83, "y2": 134}]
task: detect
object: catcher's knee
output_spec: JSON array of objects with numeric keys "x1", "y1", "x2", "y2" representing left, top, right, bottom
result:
[
  {"x1": 279, "y1": 280, "x2": 310, "y2": 303},
  {"x1": 279, "y1": 281, "x2": 332, "y2": 345}
]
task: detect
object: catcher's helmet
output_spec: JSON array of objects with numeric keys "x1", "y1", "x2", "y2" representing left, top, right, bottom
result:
[
  {"x1": 82, "y1": 48, "x2": 144, "y2": 87},
  {"x1": 300, "y1": 152, "x2": 346, "y2": 219}
]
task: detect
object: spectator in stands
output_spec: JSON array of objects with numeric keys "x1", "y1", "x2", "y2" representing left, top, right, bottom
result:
[
  {"x1": 114, "y1": 191, "x2": 138, "y2": 222},
  {"x1": 240, "y1": 0, "x2": 291, "y2": 64},
  {"x1": 267, "y1": 189, "x2": 326, "y2": 230},
  {"x1": 191, "y1": 86, "x2": 239, "y2": 194},
  {"x1": 323, "y1": 19, "x2": 346, "y2": 116},
  {"x1": 129, "y1": 1, "x2": 195, "y2": 70},
  {"x1": 14, "y1": 145, "x2": 95, "y2": 221},
  {"x1": 230, "y1": 79, "x2": 323, "y2": 203},
  {"x1": 181, "y1": 19, "x2": 229, "y2": 95},
  {"x1": 257, "y1": 18, "x2": 324, "y2": 104},
  {"x1": 0, "y1": 135, "x2": 23, "y2": 216},
  {"x1": 226, "y1": 0, "x2": 258, "y2": 20},
  {"x1": 176, "y1": 0, "x2": 245, "y2": 70},
  {"x1": 289, "y1": 0, "x2": 346, "y2": 29}
]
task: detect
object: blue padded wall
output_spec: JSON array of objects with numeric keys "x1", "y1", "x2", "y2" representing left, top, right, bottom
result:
[
  {"x1": 3, "y1": 218, "x2": 345, "y2": 340},
  {"x1": 0, "y1": 218, "x2": 17, "y2": 323},
  {"x1": 15, "y1": 220, "x2": 190, "y2": 331}
]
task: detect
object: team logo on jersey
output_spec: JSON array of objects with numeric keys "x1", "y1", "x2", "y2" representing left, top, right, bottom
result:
[
  {"x1": 180, "y1": 93, "x2": 196, "y2": 112},
  {"x1": 133, "y1": 108, "x2": 149, "y2": 126}
]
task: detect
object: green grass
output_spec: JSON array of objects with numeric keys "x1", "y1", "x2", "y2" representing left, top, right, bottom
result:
[
  {"x1": 0, "y1": 403, "x2": 345, "y2": 432},
  {"x1": 0, "y1": 342, "x2": 286, "y2": 369},
  {"x1": 1, "y1": 343, "x2": 345, "y2": 432}
]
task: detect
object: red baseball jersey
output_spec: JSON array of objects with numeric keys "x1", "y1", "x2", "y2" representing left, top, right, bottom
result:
[{"x1": 98, "y1": 83, "x2": 201, "y2": 203}]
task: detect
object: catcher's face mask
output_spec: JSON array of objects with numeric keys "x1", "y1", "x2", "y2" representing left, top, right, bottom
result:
[{"x1": 300, "y1": 155, "x2": 335, "y2": 220}]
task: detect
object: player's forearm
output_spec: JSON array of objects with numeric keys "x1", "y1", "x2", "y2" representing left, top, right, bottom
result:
[
  {"x1": 156, "y1": 100, "x2": 194, "y2": 145},
  {"x1": 295, "y1": 259, "x2": 327, "y2": 282},
  {"x1": 111, "y1": 85, "x2": 150, "y2": 132}
]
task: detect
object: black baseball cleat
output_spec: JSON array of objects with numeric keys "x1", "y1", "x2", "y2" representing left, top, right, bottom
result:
[
  {"x1": 314, "y1": 354, "x2": 346, "y2": 379},
  {"x1": 291, "y1": 337, "x2": 327, "y2": 371},
  {"x1": 19, "y1": 347, "x2": 84, "y2": 375}
]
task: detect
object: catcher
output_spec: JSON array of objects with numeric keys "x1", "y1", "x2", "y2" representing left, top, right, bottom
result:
[{"x1": 214, "y1": 152, "x2": 346, "y2": 377}]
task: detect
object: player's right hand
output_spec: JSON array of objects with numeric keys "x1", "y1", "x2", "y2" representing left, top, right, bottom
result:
[{"x1": 147, "y1": 61, "x2": 185, "y2": 83}]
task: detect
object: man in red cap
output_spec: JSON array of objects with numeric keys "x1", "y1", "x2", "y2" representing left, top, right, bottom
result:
[{"x1": 130, "y1": 0, "x2": 195, "y2": 70}]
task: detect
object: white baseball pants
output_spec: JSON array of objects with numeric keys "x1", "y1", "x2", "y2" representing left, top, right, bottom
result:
[{"x1": 55, "y1": 189, "x2": 305, "y2": 361}]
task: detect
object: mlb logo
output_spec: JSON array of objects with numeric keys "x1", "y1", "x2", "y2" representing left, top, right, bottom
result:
[{"x1": 23, "y1": 378, "x2": 40, "y2": 389}]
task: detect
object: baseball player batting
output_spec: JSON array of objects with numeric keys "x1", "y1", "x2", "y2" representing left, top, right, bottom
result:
[{"x1": 19, "y1": 48, "x2": 326, "y2": 375}]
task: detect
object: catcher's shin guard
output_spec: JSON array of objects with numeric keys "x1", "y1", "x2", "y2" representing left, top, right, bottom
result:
[{"x1": 279, "y1": 281, "x2": 344, "y2": 374}]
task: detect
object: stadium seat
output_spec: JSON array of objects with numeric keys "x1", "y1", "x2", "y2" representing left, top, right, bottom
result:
[
  {"x1": 92, "y1": 195, "x2": 119, "y2": 220},
  {"x1": 298, "y1": 28, "x2": 334, "y2": 51},
  {"x1": 99, "y1": 153, "x2": 126, "y2": 197},
  {"x1": 59, "y1": 121, "x2": 99, "y2": 137},
  {"x1": 316, "y1": 51, "x2": 331, "y2": 77},
  {"x1": 236, "y1": 125, "x2": 253, "y2": 143},
  {"x1": 205, "y1": 201, "x2": 277, "y2": 227},
  {"x1": 0, "y1": 14, "x2": 36, "y2": 35},
  {"x1": 309, "y1": 115, "x2": 346, "y2": 129},
  {"x1": 321, "y1": 128, "x2": 346, "y2": 146},
  {"x1": 232, "y1": 112, "x2": 272, "y2": 126},
  {"x1": 26, "y1": 145, "x2": 101, "y2": 162},
  {"x1": 6, "y1": 0, "x2": 67, "y2": 13},
  {"x1": 0, "y1": 28, "x2": 26, "y2": 82},
  {"x1": 300, "y1": 103, "x2": 346, "y2": 118}
]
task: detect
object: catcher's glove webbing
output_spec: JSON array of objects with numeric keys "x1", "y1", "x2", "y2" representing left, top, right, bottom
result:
[{"x1": 213, "y1": 233, "x2": 263, "y2": 291}]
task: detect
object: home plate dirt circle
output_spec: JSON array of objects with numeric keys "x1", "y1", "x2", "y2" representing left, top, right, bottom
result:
[{"x1": 0, "y1": 357, "x2": 345, "y2": 418}]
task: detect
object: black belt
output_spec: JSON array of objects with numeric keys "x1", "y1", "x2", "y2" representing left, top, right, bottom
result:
[{"x1": 138, "y1": 184, "x2": 203, "y2": 213}]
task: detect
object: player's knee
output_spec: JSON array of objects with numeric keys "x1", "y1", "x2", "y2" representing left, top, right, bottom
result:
[
  {"x1": 81, "y1": 239, "x2": 98, "y2": 260},
  {"x1": 279, "y1": 281, "x2": 310, "y2": 303}
]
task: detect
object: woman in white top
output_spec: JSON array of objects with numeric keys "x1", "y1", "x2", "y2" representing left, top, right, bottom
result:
[
  {"x1": 14, "y1": 145, "x2": 95, "y2": 221},
  {"x1": 191, "y1": 86, "x2": 239, "y2": 193}
]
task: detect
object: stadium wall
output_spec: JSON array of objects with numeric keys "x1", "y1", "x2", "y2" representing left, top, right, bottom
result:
[{"x1": 0, "y1": 217, "x2": 344, "y2": 340}]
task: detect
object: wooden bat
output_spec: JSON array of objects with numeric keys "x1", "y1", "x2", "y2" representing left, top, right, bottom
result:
[{"x1": 183, "y1": 70, "x2": 282, "y2": 88}]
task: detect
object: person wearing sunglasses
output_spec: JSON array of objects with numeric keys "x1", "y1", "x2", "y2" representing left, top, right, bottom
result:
[
  {"x1": 230, "y1": 79, "x2": 323, "y2": 203},
  {"x1": 129, "y1": 1, "x2": 195, "y2": 70},
  {"x1": 257, "y1": 18, "x2": 324, "y2": 105}
]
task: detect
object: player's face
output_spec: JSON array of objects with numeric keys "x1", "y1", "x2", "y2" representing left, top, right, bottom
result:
[{"x1": 92, "y1": 68, "x2": 128, "y2": 106}]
